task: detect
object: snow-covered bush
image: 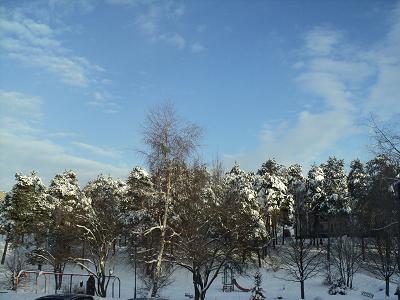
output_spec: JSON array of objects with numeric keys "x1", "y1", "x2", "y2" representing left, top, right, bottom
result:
[{"x1": 328, "y1": 278, "x2": 347, "y2": 295}]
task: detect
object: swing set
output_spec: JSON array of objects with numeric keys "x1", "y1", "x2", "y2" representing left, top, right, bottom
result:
[{"x1": 15, "y1": 270, "x2": 121, "y2": 298}]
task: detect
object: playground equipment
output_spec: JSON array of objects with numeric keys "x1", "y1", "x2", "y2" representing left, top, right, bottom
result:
[
  {"x1": 15, "y1": 270, "x2": 121, "y2": 298},
  {"x1": 221, "y1": 265, "x2": 251, "y2": 292}
]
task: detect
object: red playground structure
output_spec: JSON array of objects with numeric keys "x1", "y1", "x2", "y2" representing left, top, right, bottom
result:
[{"x1": 222, "y1": 265, "x2": 251, "y2": 292}]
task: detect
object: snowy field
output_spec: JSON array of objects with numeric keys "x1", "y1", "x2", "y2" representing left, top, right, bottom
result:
[{"x1": 1, "y1": 235, "x2": 399, "y2": 300}]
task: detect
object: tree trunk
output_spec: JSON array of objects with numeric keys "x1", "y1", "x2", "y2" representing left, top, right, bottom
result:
[
  {"x1": 326, "y1": 236, "x2": 332, "y2": 284},
  {"x1": 300, "y1": 280, "x2": 305, "y2": 299},
  {"x1": 272, "y1": 220, "x2": 276, "y2": 248},
  {"x1": 327, "y1": 237, "x2": 331, "y2": 261},
  {"x1": 193, "y1": 271, "x2": 206, "y2": 300},
  {"x1": 361, "y1": 236, "x2": 365, "y2": 261},
  {"x1": 1, "y1": 236, "x2": 9, "y2": 264},
  {"x1": 97, "y1": 271, "x2": 107, "y2": 297},
  {"x1": 149, "y1": 170, "x2": 171, "y2": 298},
  {"x1": 386, "y1": 277, "x2": 390, "y2": 297},
  {"x1": 194, "y1": 286, "x2": 200, "y2": 300},
  {"x1": 282, "y1": 224, "x2": 285, "y2": 245}
]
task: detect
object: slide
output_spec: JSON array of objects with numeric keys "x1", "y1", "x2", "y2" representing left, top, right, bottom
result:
[{"x1": 232, "y1": 279, "x2": 251, "y2": 292}]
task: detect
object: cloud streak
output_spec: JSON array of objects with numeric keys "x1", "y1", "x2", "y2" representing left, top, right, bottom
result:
[
  {"x1": 0, "y1": 6, "x2": 122, "y2": 114},
  {"x1": 0, "y1": 90, "x2": 130, "y2": 191},
  {"x1": 226, "y1": 4, "x2": 400, "y2": 170},
  {"x1": 0, "y1": 9, "x2": 103, "y2": 87},
  {"x1": 72, "y1": 141, "x2": 119, "y2": 158}
]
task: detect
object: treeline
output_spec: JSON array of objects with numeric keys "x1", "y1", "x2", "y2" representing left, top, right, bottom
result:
[{"x1": 0, "y1": 104, "x2": 399, "y2": 300}]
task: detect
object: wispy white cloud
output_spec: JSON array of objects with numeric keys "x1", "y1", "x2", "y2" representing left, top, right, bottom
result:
[
  {"x1": 87, "y1": 91, "x2": 120, "y2": 114},
  {"x1": 72, "y1": 141, "x2": 119, "y2": 158},
  {"x1": 196, "y1": 24, "x2": 206, "y2": 33},
  {"x1": 0, "y1": 132, "x2": 130, "y2": 191},
  {"x1": 48, "y1": 131, "x2": 76, "y2": 138},
  {"x1": 0, "y1": 9, "x2": 103, "y2": 87},
  {"x1": 0, "y1": 90, "x2": 43, "y2": 136},
  {"x1": 0, "y1": 90, "x2": 130, "y2": 191},
  {"x1": 106, "y1": 0, "x2": 147, "y2": 6},
  {"x1": 364, "y1": 3, "x2": 400, "y2": 120},
  {"x1": 130, "y1": 1, "x2": 187, "y2": 50},
  {"x1": 0, "y1": 90, "x2": 43, "y2": 120},
  {"x1": 47, "y1": 0, "x2": 97, "y2": 14},
  {"x1": 191, "y1": 42, "x2": 205, "y2": 53},
  {"x1": 0, "y1": 5, "x2": 120, "y2": 113},
  {"x1": 305, "y1": 27, "x2": 343, "y2": 56},
  {"x1": 159, "y1": 33, "x2": 185, "y2": 50},
  {"x1": 226, "y1": 3, "x2": 400, "y2": 170}
]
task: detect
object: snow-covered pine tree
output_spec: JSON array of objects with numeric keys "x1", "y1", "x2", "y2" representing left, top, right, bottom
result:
[
  {"x1": 255, "y1": 159, "x2": 287, "y2": 247},
  {"x1": 225, "y1": 163, "x2": 267, "y2": 266},
  {"x1": 347, "y1": 159, "x2": 370, "y2": 248},
  {"x1": 306, "y1": 165, "x2": 326, "y2": 247},
  {"x1": 41, "y1": 170, "x2": 89, "y2": 289},
  {"x1": 78, "y1": 174, "x2": 127, "y2": 297},
  {"x1": 348, "y1": 159, "x2": 369, "y2": 213},
  {"x1": 123, "y1": 166, "x2": 154, "y2": 233},
  {"x1": 286, "y1": 164, "x2": 306, "y2": 239},
  {"x1": 0, "y1": 172, "x2": 51, "y2": 264},
  {"x1": 250, "y1": 271, "x2": 266, "y2": 300},
  {"x1": 322, "y1": 157, "x2": 349, "y2": 217}
]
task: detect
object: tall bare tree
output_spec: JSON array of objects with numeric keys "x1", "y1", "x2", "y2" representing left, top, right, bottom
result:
[
  {"x1": 331, "y1": 235, "x2": 363, "y2": 288},
  {"x1": 366, "y1": 233, "x2": 396, "y2": 297},
  {"x1": 141, "y1": 102, "x2": 202, "y2": 297},
  {"x1": 278, "y1": 238, "x2": 323, "y2": 299},
  {"x1": 370, "y1": 117, "x2": 400, "y2": 165}
]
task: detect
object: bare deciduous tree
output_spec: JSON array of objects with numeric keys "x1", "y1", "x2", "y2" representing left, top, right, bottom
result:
[
  {"x1": 278, "y1": 238, "x2": 323, "y2": 299},
  {"x1": 141, "y1": 102, "x2": 202, "y2": 297},
  {"x1": 331, "y1": 235, "x2": 363, "y2": 288},
  {"x1": 370, "y1": 117, "x2": 400, "y2": 165},
  {"x1": 366, "y1": 234, "x2": 396, "y2": 297}
]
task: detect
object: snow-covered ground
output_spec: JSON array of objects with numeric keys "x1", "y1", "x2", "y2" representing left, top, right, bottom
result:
[{"x1": 1, "y1": 235, "x2": 398, "y2": 300}]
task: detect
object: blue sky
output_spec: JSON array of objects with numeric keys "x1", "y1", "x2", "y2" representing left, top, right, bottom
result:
[{"x1": 1, "y1": 0, "x2": 400, "y2": 190}]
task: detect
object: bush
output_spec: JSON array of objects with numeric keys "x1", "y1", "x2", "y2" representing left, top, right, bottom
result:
[{"x1": 328, "y1": 279, "x2": 347, "y2": 295}]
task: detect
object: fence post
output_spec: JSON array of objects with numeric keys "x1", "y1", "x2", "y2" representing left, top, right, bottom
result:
[
  {"x1": 112, "y1": 279, "x2": 114, "y2": 298},
  {"x1": 35, "y1": 272, "x2": 38, "y2": 294},
  {"x1": 69, "y1": 274, "x2": 73, "y2": 293}
]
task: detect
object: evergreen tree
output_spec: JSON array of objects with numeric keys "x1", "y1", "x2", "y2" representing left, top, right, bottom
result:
[
  {"x1": 123, "y1": 166, "x2": 155, "y2": 233},
  {"x1": 347, "y1": 159, "x2": 370, "y2": 247},
  {"x1": 250, "y1": 271, "x2": 266, "y2": 300},
  {"x1": 255, "y1": 159, "x2": 287, "y2": 247},
  {"x1": 77, "y1": 174, "x2": 127, "y2": 297},
  {"x1": 36, "y1": 170, "x2": 89, "y2": 289},
  {"x1": 0, "y1": 172, "x2": 51, "y2": 264},
  {"x1": 365, "y1": 155, "x2": 398, "y2": 230},
  {"x1": 306, "y1": 164, "x2": 325, "y2": 215},
  {"x1": 322, "y1": 157, "x2": 349, "y2": 216},
  {"x1": 5, "y1": 172, "x2": 50, "y2": 244},
  {"x1": 347, "y1": 159, "x2": 369, "y2": 212},
  {"x1": 287, "y1": 164, "x2": 306, "y2": 238},
  {"x1": 225, "y1": 163, "x2": 268, "y2": 266}
]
